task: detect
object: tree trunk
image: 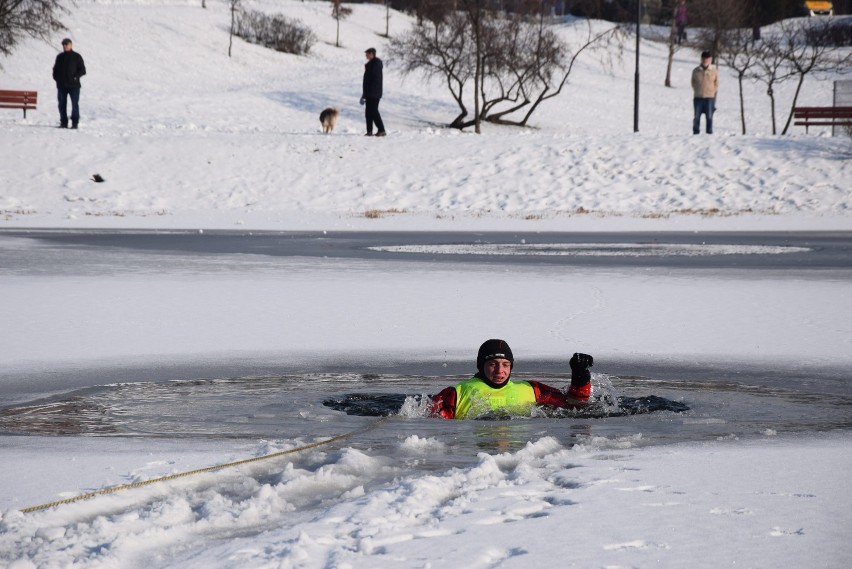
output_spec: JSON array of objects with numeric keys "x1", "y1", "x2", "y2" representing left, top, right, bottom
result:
[
  {"x1": 228, "y1": 5, "x2": 235, "y2": 57},
  {"x1": 738, "y1": 73, "x2": 746, "y2": 135},
  {"x1": 474, "y1": 15, "x2": 482, "y2": 134},
  {"x1": 336, "y1": 16, "x2": 340, "y2": 47},
  {"x1": 780, "y1": 74, "x2": 806, "y2": 135},
  {"x1": 665, "y1": 5, "x2": 676, "y2": 87},
  {"x1": 768, "y1": 86, "x2": 777, "y2": 135},
  {"x1": 448, "y1": 79, "x2": 468, "y2": 129}
]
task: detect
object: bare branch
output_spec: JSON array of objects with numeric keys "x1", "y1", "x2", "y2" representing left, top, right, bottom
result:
[
  {"x1": 391, "y1": 8, "x2": 622, "y2": 130},
  {"x1": 0, "y1": 0, "x2": 68, "y2": 58}
]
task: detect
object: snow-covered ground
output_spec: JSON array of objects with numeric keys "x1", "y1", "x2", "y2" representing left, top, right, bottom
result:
[
  {"x1": 1, "y1": 2, "x2": 851, "y2": 568},
  {"x1": 2, "y1": 432, "x2": 849, "y2": 569},
  {"x1": 0, "y1": 0, "x2": 849, "y2": 231}
]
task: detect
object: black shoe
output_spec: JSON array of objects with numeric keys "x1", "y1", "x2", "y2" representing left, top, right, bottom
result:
[
  {"x1": 375, "y1": 131, "x2": 387, "y2": 137},
  {"x1": 59, "y1": 123, "x2": 68, "y2": 129},
  {"x1": 71, "y1": 123, "x2": 78, "y2": 130},
  {"x1": 365, "y1": 132, "x2": 373, "y2": 136}
]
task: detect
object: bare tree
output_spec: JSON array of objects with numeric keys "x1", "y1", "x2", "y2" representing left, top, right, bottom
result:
[
  {"x1": 390, "y1": 9, "x2": 620, "y2": 130},
  {"x1": 390, "y1": 12, "x2": 473, "y2": 128},
  {"x1": 749, "y1": 35, "x2": 793, "y2": 135},
  {"x1": 777, "y1": 19, "x2": 852, "y2": 135},
  {"x1": 415, "y1": 0, "x2": 455, "y2": 25},
  {"x1": 0, "y1": 0, "x2": 67, "y2": 58},
  {"x1": 459, "y1": 0, "x2": 485, "y2": 133},
  {"x1": 689, "y1": 0, "x2": 750, "y2": 58},
  {"x1": 228, "y1": 0, "x2": 240, "y2": 57},
  {"x1": 717, "y1": 27, "x2": 760, "y2": 134},
  {"x1": 331, "y1": 0, "x2": 352, "y2": 48},
  {"x1": 664, "y1": 2, "x2": 684, "y2": 88},
  {"x1": 383, "y1": 0, "x2": 390, "y2": 38},
  {"x1": 483, "y1": 16, "x2": 620, "y2": 127}
]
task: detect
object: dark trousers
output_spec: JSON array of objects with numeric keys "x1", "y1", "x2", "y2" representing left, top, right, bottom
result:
[
  {"x1": 58, "y1": 87, "x2": 81, "y2": 126},
  {"x1": 693, "y1": 97, "x2": 714, "y2": 134},
  {"x1": 365, "y1": 98, "x2": 384, "y2": 134}
]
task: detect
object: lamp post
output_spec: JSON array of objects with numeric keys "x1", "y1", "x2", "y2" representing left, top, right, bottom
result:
[{"x1": 633, "y1": 0, "x2": 640, "y2": 132}]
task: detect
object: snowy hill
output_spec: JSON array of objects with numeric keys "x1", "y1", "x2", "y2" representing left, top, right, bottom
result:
[{"x1": 0, "y1": 0, "x2": 849, "y2": 230}]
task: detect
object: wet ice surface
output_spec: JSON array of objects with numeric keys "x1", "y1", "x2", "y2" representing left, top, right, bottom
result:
[
  {"x1": 367, "y1": 242, "x2": 813, "y2": 257},
  {"x1": 2, "y1": 372, "x2": 848, "y2": 472}
]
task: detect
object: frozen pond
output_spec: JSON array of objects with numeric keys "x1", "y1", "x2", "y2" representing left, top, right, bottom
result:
[
  {"x1": 2, "y1": 229, "x2": 851, "y2": 450},
  {"x1": 1, "y1": 230, "x2": 851, "y2": 569}
]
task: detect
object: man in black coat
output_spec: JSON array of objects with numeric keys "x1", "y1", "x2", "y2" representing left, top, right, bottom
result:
[
  {"x1": 360, "y1": 47, "x2": 386, "y2": 137},
  {"x1": 52, "y1": 38, "x2": 87, "y2": 129}
]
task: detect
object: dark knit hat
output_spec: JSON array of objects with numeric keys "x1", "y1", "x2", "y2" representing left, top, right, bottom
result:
[
  {"x1": 701, "y1": 50, "x2": 712, "y2": 59},
  {"x1": 477, "y1": 339, "x2": 514, "y2": 373},
  {"x1": 365, "y1": 47, "x2": 377, "y2": 55}
]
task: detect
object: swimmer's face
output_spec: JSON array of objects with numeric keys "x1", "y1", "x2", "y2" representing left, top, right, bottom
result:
[{"x1": 482, "y1": 358, "x2": 512, "y2": 385}]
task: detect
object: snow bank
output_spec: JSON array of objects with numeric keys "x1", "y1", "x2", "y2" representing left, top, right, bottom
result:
[{"x1": 1, "y1": 433, "x2": 849, "y2": 568}]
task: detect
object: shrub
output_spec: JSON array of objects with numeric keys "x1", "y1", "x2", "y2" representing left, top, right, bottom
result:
[
  {"x1": 235, "y1": 9, "x2": 316, "y2": 55},
  {"x1": 805, "y1": 17, "x2": 852, "y2": 47}
]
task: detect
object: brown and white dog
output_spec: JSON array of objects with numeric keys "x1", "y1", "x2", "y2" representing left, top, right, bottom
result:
[{"x1": 319, "y1": 107, "x2": 339, "y2": 133}]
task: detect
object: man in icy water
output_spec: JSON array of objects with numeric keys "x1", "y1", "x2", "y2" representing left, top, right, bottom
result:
[{"x1": 430, "y1": 339, "x2": 594, "y2": 419}]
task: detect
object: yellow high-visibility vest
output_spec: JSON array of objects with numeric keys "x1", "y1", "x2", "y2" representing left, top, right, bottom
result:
[{"x1": 453, "y1": 376, "x2": 537, "y2": 419}]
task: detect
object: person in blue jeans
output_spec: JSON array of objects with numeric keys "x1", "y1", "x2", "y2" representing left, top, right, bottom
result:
[
  {"x1": 53, "y1": 38, "x2": 87, "y2": 129},
  {"x1": 691, "y1": 51, "x2": 718, "y2": 134}
]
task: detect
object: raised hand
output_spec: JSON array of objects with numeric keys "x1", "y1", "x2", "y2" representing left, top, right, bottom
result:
[
  {"x1": 569, "y1": 352, "x2": 593, "y2": 389},
  {"x1": 569, "y1": 353, "x2": 594, "y2": 371}
]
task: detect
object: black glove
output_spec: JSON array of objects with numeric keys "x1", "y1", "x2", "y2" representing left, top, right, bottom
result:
[{"x1": 569, "y1": 353, "x2": 593, "y2": 386}]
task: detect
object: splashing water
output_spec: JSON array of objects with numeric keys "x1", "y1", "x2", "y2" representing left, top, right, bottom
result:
[
  {"x1": 398, "y1": 394, "x2": 433, "y2": 418},
  {"x1": 592, "y1": 373, "x2": 622, "y2": 414}
]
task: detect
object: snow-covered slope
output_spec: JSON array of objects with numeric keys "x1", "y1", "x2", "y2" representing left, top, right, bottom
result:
[{"x1": 0, "y1": 0, "x2": 849, "y2": 230}]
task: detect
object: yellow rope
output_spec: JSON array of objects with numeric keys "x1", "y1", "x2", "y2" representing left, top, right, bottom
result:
[{"x1": 21, "y1": 416, "x2": 391, "y2": 514}]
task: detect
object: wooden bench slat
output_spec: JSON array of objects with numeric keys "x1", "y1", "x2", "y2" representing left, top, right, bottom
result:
[
  {"x1": 0, "y1": 89, "x2": 38, "y2": 118},
  {"x1": 792, "y1": 106, "x2": 852, "y2": 132},
  {"x1": 794, "y1": 108, "x2": 852, "y2": 113},
  {"x1": 793, "y1": 106, "x2": 852, "y2": 111},
  {"x1": 794, "y1": 112, "x2": 852, "y2": 118},
  {"x1": 795, "y1": 121, "x2": 852, "y2": 126}
]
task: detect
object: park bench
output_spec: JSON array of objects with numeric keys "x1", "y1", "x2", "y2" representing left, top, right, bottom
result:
[
  {"x1": 0, "y1": 90, "x2": 38, "y2": 118},
  {"x1": 793, "y1": 106, "x2": 852, "y2": 133}
]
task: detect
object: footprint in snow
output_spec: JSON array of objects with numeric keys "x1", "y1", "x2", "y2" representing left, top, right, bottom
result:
[
  {"x1": 603, "y1": 540, "x2": 670, "y2": 551},
  {"x1": 770, "y1": 527, "x2": 805, "y2": 537},
  {"x1": 709, "y1": 507, "x2": 753, "y2": 516}
]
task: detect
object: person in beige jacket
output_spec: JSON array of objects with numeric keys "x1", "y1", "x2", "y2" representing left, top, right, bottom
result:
[{"x1": 691, "y1": 51, "x2": 718, "y2": 134}]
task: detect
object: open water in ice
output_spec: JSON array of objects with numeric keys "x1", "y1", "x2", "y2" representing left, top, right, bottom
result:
[
  {"x1": 2, "y1": 372, "x2": 849, "y2": 472},
  {"x1": 2, "y1": 231, "x2": 850, "y2": 472}
]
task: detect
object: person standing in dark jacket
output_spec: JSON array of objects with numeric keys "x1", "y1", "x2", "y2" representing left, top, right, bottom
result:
[
  {"x1": 360, "y1": 47, "x2": 386, "y2": 137},
  {"x1": 52, "y1": 38, "x2": 87, "y2": 129}
]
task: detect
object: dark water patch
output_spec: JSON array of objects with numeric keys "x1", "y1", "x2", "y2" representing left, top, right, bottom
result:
[{"x1": 321, "y1": 393, "x2": 690, "y2": 417}]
